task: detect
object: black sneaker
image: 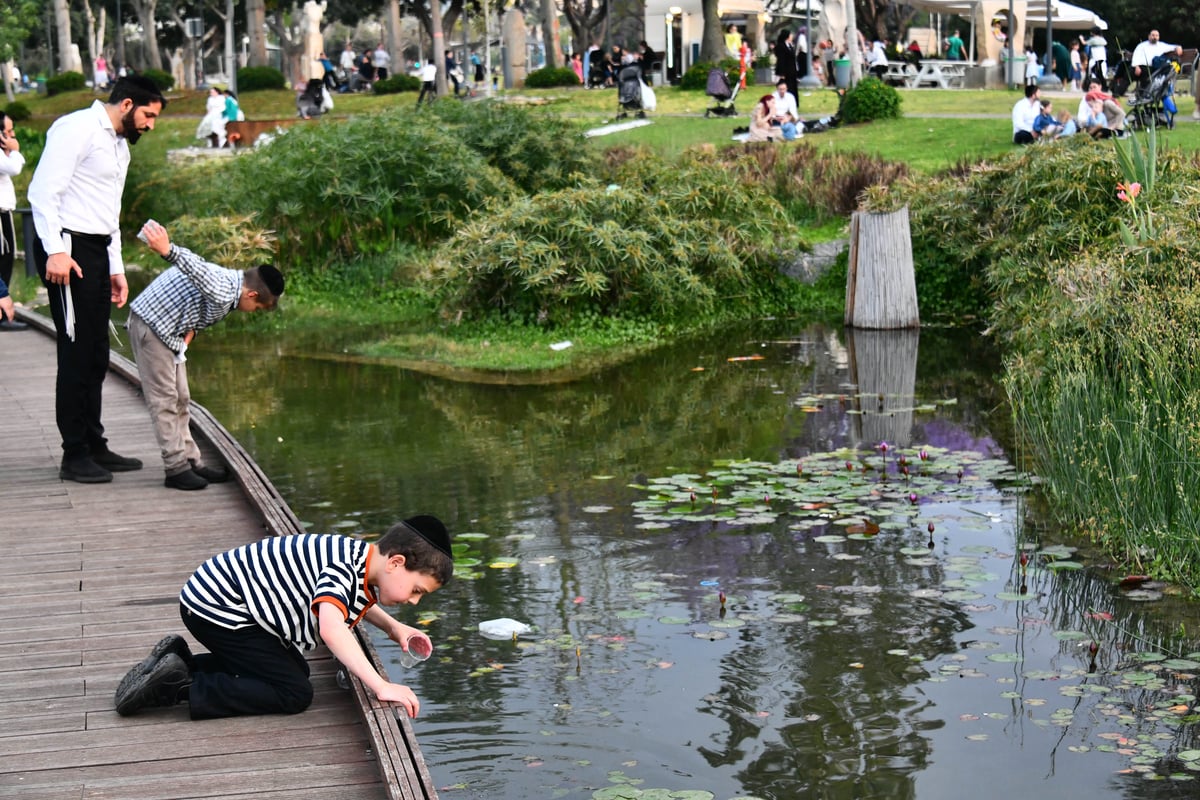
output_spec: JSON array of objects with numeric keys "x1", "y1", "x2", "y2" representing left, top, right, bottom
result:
[
  {"x1": 60, "y1": 457, "x2": 113, "y2": 484},
  {"x1": 93, "y1": 449, "x2": 143, "y2": 472},
  {"x1": 189, "y1": 459, "x2": 231, "y2": 483},
  {"x1": 114, "y1": 653, "x2": 191, "y2": 716},
  {"x1": 164, "y1": 469, "x2": 208, "y2": 491},
  {"x1": 114, "y1": 635, "x2": 194, "y2": 702}
]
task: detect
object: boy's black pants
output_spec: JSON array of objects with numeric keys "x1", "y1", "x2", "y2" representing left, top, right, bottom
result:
[{"x1": 181, "y1": 604, "x2": 314, "y2": 720}]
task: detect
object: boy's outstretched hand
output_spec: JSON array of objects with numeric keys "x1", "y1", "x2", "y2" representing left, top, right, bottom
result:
[
  {"x1": 139, "y1": 220, "x2": 172, "y2": 257},
  {"x1": 374, "y1": 681, "x2": 421, "y2": 717}
]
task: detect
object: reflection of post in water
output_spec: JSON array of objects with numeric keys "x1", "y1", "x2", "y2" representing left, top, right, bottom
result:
[{"x1": 846, "y1": 328, "x2": 920, "y2": 448}]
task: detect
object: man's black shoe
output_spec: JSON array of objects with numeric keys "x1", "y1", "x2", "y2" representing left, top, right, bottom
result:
[
  {"x1": 115, "y1": 635, "x2": 194, "y2": 701},
  {"x1": 114, "y1": 653, "x2": 191, "y2": 716},
  {"x1": 0, "y1": 319, "x2": 28, "y2": 331},
  {"x1": 93, "y1": 449, "x2": 143, "y2": 472},
  {"x1": 189, "y1": 459, "x2": 231, "y2": 483},
  {"x1": 60, "y1": 457, "x2": 113, "y2": 484},
  {"x1": 164, "y1": 469, "x2": 208, "y2": 491}
]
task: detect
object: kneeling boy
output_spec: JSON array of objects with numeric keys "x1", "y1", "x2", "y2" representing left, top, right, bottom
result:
[{"x1": 114, "y1": 516, "x2": 453, "y2": 720}]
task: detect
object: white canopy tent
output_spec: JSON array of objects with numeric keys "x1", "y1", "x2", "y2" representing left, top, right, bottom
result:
[{"x1": 1025, "y1": 0, "x2": 1107, "y2": 31}]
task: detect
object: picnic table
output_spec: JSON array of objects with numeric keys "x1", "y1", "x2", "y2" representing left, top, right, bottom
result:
[
  {"x1": 906, "y1": 59, "x2": 969, "y2": 89},
  {"x1": 883, "y1": 61, "x2": 918, "y2": 86}
]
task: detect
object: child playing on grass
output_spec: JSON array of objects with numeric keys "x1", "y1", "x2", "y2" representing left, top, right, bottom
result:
[{"x1": 114, "y1": 516, "x2": 454, "y2": 719}]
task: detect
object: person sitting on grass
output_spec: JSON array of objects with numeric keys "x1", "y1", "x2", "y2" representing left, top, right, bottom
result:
[
  {"x1": 114, "y1": 516, "x2": 454, "y2": 719},
  {"x1": 1082, "y1": 92, "x2": 1126, "y2": 138},
  {"x1": 1011, "y1": 84, "x2": 1041, "y2": 145},
  {"x1": 748, "y1": 94, "x2": 783, "y2": 141},
  {"x1": 126, "y1": 220, "x2": 285, "y2": 491},
  {"x1": 1032, "y1": 99, "x2": 1074, "y2": 139}
]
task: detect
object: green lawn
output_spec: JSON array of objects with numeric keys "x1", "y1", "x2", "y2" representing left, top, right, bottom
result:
[{"x1": 12, "y1": 82, "x2": 1200, "y2": 176}]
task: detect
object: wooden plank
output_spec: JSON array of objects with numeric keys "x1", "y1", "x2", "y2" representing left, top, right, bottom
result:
[{"x1": 0, "y1": 319, "x2": 433, "y2": 800}]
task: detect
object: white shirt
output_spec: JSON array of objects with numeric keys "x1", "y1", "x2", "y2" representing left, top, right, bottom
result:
[
  {"x1": 339, "y1": 48, "x2": 356, "y2": 71},
  {"x1": 373, "y1": 47, "x2": 391, "y2": 69},
  {"x1": 1132, "y1": 39, "x2": 1176, "y2": 68},
  {"x1": 421, "y1": 63, "x2": 437, "y2": 81},
  {"x1": 1012, "y1": 97, "x2": 1040, "y2": 135},
  {"x1": 869, "y1": 42, "x2": 888, "y2": 67},
  {"x1": 28, "y1": 101, "x2": 128, "y2": 275},
  {"x1": 773, "y1": 90, "x2": 798, "y2": 121},
  {"x1": 0, "y1": 146, "x2": 24, "y2": 211},
  {"x1": 1083, "y1": 35, "x2": 1107, "y2": 66}
]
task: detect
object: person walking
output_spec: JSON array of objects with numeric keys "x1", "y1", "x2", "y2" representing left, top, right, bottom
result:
[
  {"x1": 0, "y1": 111, "x2": 26, "y2": 331},
  {"x1": 27, "y1": 75, "x2": 166, "y2": 484},
  {"x1": 775, "y1": 29, "x2": 798, "y2": 103}
]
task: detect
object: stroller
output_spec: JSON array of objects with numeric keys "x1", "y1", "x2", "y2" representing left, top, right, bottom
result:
[
  {"x1": 704, "y1": 67, "x2": 739, "y2": 118},
  {"x1": 1127, "y1": 56, "x2": 1179, "y2": 130},
  {"x1": 615, "y1": 63, "x2": 646, "y2": 120}
]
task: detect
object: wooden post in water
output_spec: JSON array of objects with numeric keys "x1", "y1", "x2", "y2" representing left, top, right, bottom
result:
[{"x1": 845, "y1": 207, "x2": 920, "y2": 329}]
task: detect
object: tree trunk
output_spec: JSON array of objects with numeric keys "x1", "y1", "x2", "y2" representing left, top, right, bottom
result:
[
  {"x1": 53, "y1": 0, "x2": 76, "y2": 74},
  {"x1": 385, "y1": 0, "x2": 402, "y2": 73},
  {"x1": 130, "y1": 0, "x2": 163, "y2": 71},
  {"x1": 845, "y1": 207, "x2": 919, "y2": 329},
  {"x1": 83, "y1": 1, "x2": 98, "y2": 77},
  {"x1": 246, "y1": 0, "x2": 268, "y2": 67},
  {"x1": 698, "y1": 0, "x2": 724, "y2": 64},
  {"x1": 844, "y1": 0, "x2": 862, "y2": 85},
  {"x1": 540, "y1": 0, "x2": 559, "y2": 68},
  {"x1": 431, "y1": 0, "x2": 448, "y2": 96},
  {"x1": 4, "y1": 61, "x2": 15, "y2": 104}
]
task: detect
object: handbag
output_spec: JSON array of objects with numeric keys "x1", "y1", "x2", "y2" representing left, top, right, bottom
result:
[{"x1": 640, "y1": 82, "x2": 657, "y2": 111}]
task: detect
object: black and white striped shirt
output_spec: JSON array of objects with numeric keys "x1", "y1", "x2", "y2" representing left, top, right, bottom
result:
[{"x1": 180, "y1": 534, "x2": 377, "y2": 650}]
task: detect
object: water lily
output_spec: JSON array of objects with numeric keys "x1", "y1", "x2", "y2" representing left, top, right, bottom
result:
[{"x1": 919, "y1": 449, "x2": 929, "y2": 462}]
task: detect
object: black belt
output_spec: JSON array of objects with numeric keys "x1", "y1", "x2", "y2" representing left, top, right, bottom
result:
[{"x1": 62, "y1": 229, "x2": 113, "y2": 245}]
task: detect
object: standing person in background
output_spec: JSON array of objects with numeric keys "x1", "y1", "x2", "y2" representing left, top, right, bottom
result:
[
  {"x1": 796, "y1": 26, "x2": 810, "y2": 80},
  {"x1": 445, "y1": 50, "x2": 462, "y2": 96},
  {"x1": 570, "y1": 52, "x2": 584, "y2": 84},
  {"x1": 417, "y1": 61, "x2": 438, "y2": 106},
  {"x1": 94, "y1": 54, "x2": 109, "y2": 90},
  {"x1": 0, "y1": 111, "x2": 27, "y2": 331},
  {"x1": 1069, "y1": 41, "x2": 1084, "y2": 91},
  {"x1": 775, "y1": 29, "x2": 798, "y2": 102},
  {"x1": 944, "y1": 29, "x2": 965, "y2": 60},
  {"x1": 738, "y1": 36, "x2": 751, "y2": 89},
  {"x1": 27, "y1": 76, "x2": 165, "y2": 484},
  {"x1": 339, "y1": 42, "x2": 357, "y2": 77},
  {"x1": 1081, "y1": 27, "x2": 1108, "y2": 90},
  {"x1": 372, "y1": 42, "x2": 391, "y2": 81},
  {"x1": 471, "y1": 51, "x2": 485, "y2": 88}
]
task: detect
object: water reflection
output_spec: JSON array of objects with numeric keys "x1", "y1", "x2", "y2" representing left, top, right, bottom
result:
[{"x1": 174, "y1": 320, "x2": 1200, "y2": 800}]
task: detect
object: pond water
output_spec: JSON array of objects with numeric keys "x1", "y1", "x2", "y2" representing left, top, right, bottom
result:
[{"x1": 175, "y1": 319, "x2": 1200, "y2": 800}]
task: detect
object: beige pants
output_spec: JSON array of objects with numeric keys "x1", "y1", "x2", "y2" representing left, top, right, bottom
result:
[{"x1": 128, "y1": 313, "x2": 201, "y2": 476}]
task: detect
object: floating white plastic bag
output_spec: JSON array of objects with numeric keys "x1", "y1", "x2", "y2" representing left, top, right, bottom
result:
[{"x1": 478, "y1": 618, "x2": 532, "y2": 640}]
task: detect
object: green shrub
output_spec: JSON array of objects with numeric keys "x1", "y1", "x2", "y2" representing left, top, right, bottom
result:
[
  {"x1": 680, "y1": 59, "x2": 739, "y2": 91},
  {"x1": 237, "y1": 66, "x2": 287, "y2": 92},
  {"x1": 429, "y1": 150, "x2": 802, "y2": 325},
  {"x1": 524, "y1": 66, "x2": 580, "y2": 88},
  {"x1": 373, "y1": 74, "x2": 421, "y2": 94},
  {"x1": 207, "y1": 108, "x2": 518, "y2": 267},
  {"x1": 841, "y1": 77, "x2": 901, "y2": 123},
  {"x1": 703, "y1": 141, "x2": 909, "y2": 222},
  {"x1": 141, "y1": 68, "x2": 175, "y2": 92},
  {"x1": 45, "y1": 71, "x2": 86, "y2": 96},
  {"x1": 425, "y1": 100, "x2": 596, "y2": 193},
  {"x1": 4, "y1": 102, "x2": 30, "y2": 122}
]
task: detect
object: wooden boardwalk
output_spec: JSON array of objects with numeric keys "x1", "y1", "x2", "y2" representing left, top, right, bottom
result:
[{"x1": 0, "y1": 313, "x2": 438, "y2": 800}]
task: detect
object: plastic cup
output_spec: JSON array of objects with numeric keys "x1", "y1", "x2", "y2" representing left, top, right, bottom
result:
[{"x1": 399, "y1": 632, "x2": 432, "y2": 668}]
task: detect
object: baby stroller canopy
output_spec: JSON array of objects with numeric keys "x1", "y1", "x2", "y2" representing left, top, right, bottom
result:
[
  {"x1": 616, "y1": 64, "x2": 646, "y2": 120},
  {"x1": 705, "y1": 67, "x2": 740, "y2": 118}
]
